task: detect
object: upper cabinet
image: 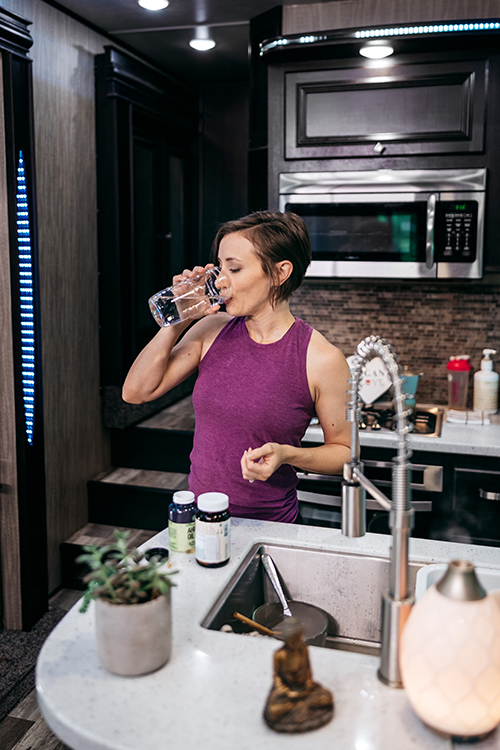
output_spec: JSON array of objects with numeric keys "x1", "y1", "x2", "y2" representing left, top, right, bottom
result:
[{"x1": 284, "y1": 59, "x2": 487, "y2": 160}]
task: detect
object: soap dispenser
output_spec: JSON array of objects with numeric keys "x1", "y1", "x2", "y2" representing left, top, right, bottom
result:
[{"x1": 473, "y1": 349, "x2": 498, "y2": 413}]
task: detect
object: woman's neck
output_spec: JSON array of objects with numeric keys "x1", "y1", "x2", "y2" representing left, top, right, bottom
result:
[{"x1": 245, "y1": 304, "x2": 295, "y2": 344}]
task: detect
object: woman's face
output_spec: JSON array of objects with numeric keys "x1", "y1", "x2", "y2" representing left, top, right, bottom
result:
[{"x1": 217, "y1": 232, "x2": 274, "y2": 317}]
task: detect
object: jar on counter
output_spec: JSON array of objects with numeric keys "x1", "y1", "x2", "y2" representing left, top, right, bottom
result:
[
  {"x1": 168, "y1": 490, "x2": 196, "y2": 553},
  {"x1": 195, "y1": 492, "x2": 231, "y2": 568}
]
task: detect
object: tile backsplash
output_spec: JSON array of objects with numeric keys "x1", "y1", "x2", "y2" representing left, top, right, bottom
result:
[{"x1": 290, "y1": 279, "x2": 500, "y2": 407}]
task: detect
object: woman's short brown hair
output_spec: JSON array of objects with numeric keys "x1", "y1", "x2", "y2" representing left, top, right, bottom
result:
[{"x1": 212, "y1": 210, "x2": 312, "y2": 306}]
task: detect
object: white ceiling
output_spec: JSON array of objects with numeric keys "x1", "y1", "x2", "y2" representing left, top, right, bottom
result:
[{"x1": 49, "y1": 0, "x2": 325, "y2": 83}]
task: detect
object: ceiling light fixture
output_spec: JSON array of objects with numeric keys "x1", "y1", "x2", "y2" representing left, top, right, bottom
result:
[
  {"x1": 138, "y1": 0, "x2": 169, "y2": 10},
  {"x1": 189, "y1": 26, "x2": 216, "y2": 51},
  {"x1": 359, "y1": 40, "x2": 394, "y2": 59}
]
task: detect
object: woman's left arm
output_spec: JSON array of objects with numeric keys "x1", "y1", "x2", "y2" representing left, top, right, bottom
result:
[{"x1": 241, "y1": 331, "x2": 351, "y2": 481}]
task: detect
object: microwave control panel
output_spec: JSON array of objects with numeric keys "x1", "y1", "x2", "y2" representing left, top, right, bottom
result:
[{"x1": 435, "y1": 201, "x2": 478, "y2": 263}]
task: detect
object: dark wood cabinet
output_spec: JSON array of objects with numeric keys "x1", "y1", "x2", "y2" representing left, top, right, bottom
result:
[
  {"x1": 451, "y1": 460, "x2": 500, "y2": 547},
  {"x1": 95, "y1": 48, "x2": 199, "y2": 428},
  {"x1": 0, "y1": 8, "x2": 49, "y2": 629},
  {"x1": 248, "y1": 7, "x2": 282, "y2": 212},
  {"x1": 299, "y1": 439, "x2": 500, "y2": 547},
  {"x1": 284, "y1": 59, "x2": 487, "y2": 160},
  {"x1": 362, "y1": 447, "x2": 500, "y2": 547}
]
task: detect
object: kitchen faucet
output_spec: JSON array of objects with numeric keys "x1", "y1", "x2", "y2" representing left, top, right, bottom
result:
[{"x1": 342, "y1": 335, "x2": 415, "y2": 688}]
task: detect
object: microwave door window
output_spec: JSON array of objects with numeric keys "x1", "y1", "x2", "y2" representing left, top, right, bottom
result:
[{"x1": 285, "y1": 202, "x2": 427, "y2": 263}]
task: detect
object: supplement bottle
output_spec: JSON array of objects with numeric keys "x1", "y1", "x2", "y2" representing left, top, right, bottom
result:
[
  {"x1": 168, "y1": 490, "x2": 196, "y2": 553},
  {"x1": 195, "y1": 492, "x2": 231, "y2": 568}
]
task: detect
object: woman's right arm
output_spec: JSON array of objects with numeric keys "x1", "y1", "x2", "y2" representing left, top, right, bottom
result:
[
  {"x1": 122, "y1": 265, "x2": 228, "y2": 404},
  {"x1": 122, "y1": 319, "x2": 197, "y2": 404}
]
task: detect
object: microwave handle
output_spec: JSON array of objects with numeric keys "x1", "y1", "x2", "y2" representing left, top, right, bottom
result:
[{"x1": 426, "y1": 194, "x2": 437, "y2": 269}]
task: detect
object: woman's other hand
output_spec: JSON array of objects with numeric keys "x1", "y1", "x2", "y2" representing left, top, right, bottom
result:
[{"x1": 241, "y1": 444, "x2": 286, "y2": 482}]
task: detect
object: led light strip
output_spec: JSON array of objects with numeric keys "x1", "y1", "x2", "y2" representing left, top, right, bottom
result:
[
  {"x1": 355, "y1": 21, "x2": 500, "y2": 38},
  {"x1": 261, "y1": 35, "x2": 328, "y2": 53},
  {"x1": 260, "y1": 19, "x2": 500, "y2": 55},
  {"x1": 16, "y1": 151, "x2": 35, "y2": 445}
]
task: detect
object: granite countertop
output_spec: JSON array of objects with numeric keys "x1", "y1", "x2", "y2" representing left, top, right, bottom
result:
[
  {"x1": 36, "y1": 520, "x2": 500, "y2": 750},
  {"x1": 304, "y1": 414, "x2": 500, "y2": 457}
]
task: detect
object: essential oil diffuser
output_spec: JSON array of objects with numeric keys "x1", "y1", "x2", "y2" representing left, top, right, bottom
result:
[{"x1": 400, "y1": 559, "x2": 500, "y2": 740}]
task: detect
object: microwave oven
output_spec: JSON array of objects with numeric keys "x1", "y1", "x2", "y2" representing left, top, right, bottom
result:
[{"x1": 278, "y1": 168, "x2": 486, "y2": 279}]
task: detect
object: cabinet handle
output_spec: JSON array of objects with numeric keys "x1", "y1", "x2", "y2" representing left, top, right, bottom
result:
[
  {"x1": 426, "y1": 193, "x2": 436, "y2": 269},
  {"x1": 479, "y1": 489, "x2": 500, "y2": 501}
]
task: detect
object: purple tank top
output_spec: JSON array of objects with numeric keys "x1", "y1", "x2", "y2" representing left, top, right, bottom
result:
[{"x1": 188, "y1": 317, "x2": 315, "y2": 522}]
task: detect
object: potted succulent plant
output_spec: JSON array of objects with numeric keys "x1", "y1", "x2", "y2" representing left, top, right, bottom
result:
[{"x1": 77, "y1": 530, "x2": 177, "y2": 677}]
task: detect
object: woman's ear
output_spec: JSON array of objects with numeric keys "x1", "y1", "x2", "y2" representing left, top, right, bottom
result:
[{"x1": 277, "y1": 260, "x2": 293, "y2": 286}]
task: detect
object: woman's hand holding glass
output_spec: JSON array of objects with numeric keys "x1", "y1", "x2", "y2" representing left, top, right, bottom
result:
[{"x1": 149, "y1": 264, "x2": 231, "y2": 327}]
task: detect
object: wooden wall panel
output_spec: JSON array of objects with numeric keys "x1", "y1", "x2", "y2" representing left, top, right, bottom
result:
[
  {"x1": 284, "y1": 0, "x2": 500, "y2": 35},
  {"x1": 0, "y1": 52, "x2": 22, "y2": 629},
  {"x1": 1, "y1": 0, "x2": 115, "y2": 591}
]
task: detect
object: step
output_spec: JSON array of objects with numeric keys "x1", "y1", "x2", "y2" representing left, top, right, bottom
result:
[
  {"x1": 111, "y1": 396, "x2": 195, "y2": 473},
  {"x1": 60, "y1": 522, "x2": 158, "y2": 590},
  {"x1": 88, "y1": 468, "x2": 189, "y2": 531}
]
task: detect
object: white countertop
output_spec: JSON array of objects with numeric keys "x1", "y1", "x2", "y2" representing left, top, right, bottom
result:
[
  {"x1": 304, "y1": 418, "x2": 500, "y2": 457},
  {"x1": 36, "y1": 520, "x2": 500, "y2": 750}
]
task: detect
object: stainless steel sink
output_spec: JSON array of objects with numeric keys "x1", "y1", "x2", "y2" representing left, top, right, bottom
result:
[{"x1": 202, "y1": 542, "x2": 425, "y2": 655}]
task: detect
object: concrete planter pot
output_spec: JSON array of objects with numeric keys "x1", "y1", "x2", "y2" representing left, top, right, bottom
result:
[{"x1": 95, "y1": 591, "x2": 172, "y2": 676}]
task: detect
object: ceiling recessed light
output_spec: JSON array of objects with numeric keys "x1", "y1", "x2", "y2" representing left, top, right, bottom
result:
[
  {"x1": 359, "y1": 41, "x2": 394, "y2": 59},
  {"x1": 189, "y1": 38, "x2": 216, "y2": 51},
  {"x1": 138, "y1": 0, "x2": 169, "y2": 10},
  {"x1": 189, "y1": 26, "x2": 216, "y2": 51}
]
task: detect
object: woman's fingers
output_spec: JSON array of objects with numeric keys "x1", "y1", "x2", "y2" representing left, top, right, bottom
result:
[
  {"x1": 241, "y1": 445, "x2": 279, "y2": 482},
  {"x1": 173, "y1": 265, "x2": 207, "y2": 284},
  {"x1": 241, "y1": 448, "x2": 256, "y2": 482}
]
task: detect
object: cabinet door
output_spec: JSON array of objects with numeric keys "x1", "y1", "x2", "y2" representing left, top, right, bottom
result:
[
  {"x1": 452, "y1": 466, "x2": 500, "y2": 545},
  {"x1": 285, "y1": 59, "x2": 486, "y2": 159}
]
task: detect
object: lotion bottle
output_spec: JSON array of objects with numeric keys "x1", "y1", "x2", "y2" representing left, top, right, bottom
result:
[{"x1": 473, "y1": 349, "x2": 498, "y2": 413}]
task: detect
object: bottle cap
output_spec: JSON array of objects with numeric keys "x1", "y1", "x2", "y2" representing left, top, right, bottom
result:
[
  {"x1": 173, "y1": 490, "x2": 195, "y2": 505},
  {"x1": 481, "y1": 349, "x2": 497, "y2": 370},
  {"x1": 447, "y1": 355, "x2": 471, "y2": 371},
  {"x1": 197, "y1": 492, "x2": 229, "y2": 513}
]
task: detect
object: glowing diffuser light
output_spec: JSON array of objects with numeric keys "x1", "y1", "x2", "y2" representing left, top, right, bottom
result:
[
  {"x1": 138, "y1": 0, "x2": 169, "y2": 10},
  {"x1": 189, "y1": 26, "x2": 216, "y2": 51},
  {"x1": 359, "y1": 40, "x2": 394, "y2": 59},
  {"x1": 400, "y1": 560, "x2": 500, "y2": 741},
  {"x1": 16, "y1": 151, "x2": 36, "y2": 446}
]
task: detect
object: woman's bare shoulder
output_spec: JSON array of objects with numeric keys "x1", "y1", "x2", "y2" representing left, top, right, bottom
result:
[
  {"x1": 308, "y1": 328, "x2": 349, "y2": 371},
  {"x1": 189, "y1": 312, "x2": 234, "y2": 354},
  {"x1": 306, "y1": 329, "x2": 350, "y2": 404}
]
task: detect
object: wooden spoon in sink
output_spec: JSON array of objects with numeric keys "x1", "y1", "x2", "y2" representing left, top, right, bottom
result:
[{"x1": 233, "y1": 611, "x2": 283, "y2": 639}]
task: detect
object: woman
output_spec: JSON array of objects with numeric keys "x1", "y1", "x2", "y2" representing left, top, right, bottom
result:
[{"x1": 122, "y1": 210, "x2": 350, "y2": 523}]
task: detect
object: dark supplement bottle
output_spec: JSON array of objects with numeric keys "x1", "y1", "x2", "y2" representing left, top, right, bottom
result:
[
  {"x1": 195, "y1": 492, "x2": 231, "y2": 568},
  {"x1": 168, "y1": 490, "x2": 196, "y2": 553}
]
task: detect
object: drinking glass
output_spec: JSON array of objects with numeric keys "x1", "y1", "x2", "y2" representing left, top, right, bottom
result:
[{"x1": 149, "y1": 267, "x2": 231, "y2": 327}]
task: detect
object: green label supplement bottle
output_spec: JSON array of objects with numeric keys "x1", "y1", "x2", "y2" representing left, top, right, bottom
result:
[
  {"x1": 168, "y1": 490, "x2": 196, "y2": 553},
  {"x1": 195, "y1": 492, "x2": 230, "y2": 568}
]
